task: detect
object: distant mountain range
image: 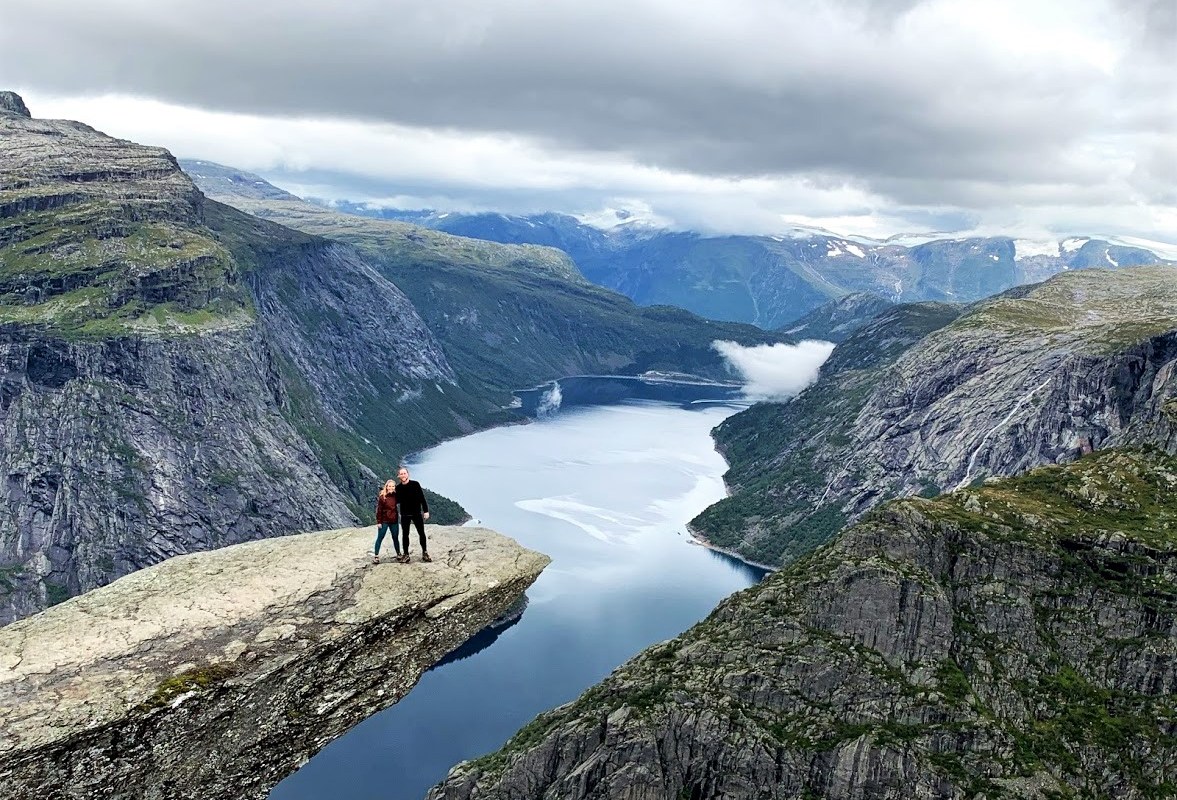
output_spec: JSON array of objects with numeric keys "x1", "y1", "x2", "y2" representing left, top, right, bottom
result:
[{"x1": 306, "y1": 199, "x2": 1173, "y2": 328}]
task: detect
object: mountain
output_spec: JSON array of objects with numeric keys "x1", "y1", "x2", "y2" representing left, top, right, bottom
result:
[
  {"x1": 316, "y1": 202, "x2": 1173, "y2": 328},
  {"x1": 692, "y1": 265, "x2": 1177, "y2": 565},
  {"x1": 777, "y1": 292, "x2": 895, "y2": 342},
  {"x1": 0, "y1": 95, "x2": 494, "y2": 622},
  {"x1": 0, "y1": 100, "x2": 781, "y2": 623},
  {"x1": 181, "y1": 160, "x2": 785, "y2": 402},
  {"x1": 428, "y1": 446, "x2": 1177, "y2": 799}
]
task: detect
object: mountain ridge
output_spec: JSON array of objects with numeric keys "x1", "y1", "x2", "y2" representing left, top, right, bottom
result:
[
  {"x1": 692, "y1": 265, "x2": 1177, "y2": 565},
  {"x1": 290, "y1": 196, "x2": 1174, "y2": 328}
]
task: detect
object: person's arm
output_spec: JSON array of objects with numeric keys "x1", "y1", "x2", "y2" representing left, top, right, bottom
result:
[{"x1": 421, "y1": 483, "x2": 430, "y2": 518}]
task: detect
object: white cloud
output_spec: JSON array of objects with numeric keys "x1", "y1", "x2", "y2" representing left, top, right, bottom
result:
[
  {"x1": 712, "y1": 340, "x2": 836, "y2": 400},
  {"x1": 6, "y1": 0, "x2": 1173, "y2": 244}
]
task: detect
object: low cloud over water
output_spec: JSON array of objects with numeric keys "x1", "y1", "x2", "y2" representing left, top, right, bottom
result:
[{"x1": 712, "y1": 339, "x2": 835, "y2": 400}]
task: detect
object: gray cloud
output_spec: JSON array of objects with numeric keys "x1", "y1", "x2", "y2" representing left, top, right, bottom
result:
[{"x1": 2, "y1": 0, "x2": 1173, "y2": 232}]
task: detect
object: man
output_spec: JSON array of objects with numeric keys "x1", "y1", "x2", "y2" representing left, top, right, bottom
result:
[{"x1": 396, "y1": 466, "x2": 431, "y2": 563}]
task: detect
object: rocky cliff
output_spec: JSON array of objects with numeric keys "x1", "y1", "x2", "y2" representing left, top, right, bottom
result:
[
  {"x1": 0, "y1": 95, "x2": 468, "y2": 622},
  {"x1": 182, "y1": 160, "x2": 786, "y2": 402},
  {"x1": 0, "y1": 523, "x2": 550, "y2": 800},
  {"x1": 694, "y1": 266, "x2": 1177, "y2": 565},
  {"x1": 428, "y1": 448, "x2": 1177, "y2": 799},
  {"x1": 777, "y1": 292, "x2": 895, "y2": 342}
]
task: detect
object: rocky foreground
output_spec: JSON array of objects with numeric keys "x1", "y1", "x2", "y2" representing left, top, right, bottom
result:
[
  {"x1": 430, "y1": 449, "x2": 1176, "y2": 799},
  {"x1": 0, "y1": 524, "x2": 549, "y2": 800}
]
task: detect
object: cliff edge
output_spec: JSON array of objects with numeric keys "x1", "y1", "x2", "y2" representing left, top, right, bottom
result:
[{"x1": 0, "y1": 524, "x2": 550, "y2": 799}]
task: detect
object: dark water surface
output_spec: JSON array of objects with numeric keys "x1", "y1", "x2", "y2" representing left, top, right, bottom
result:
[{"x1": 271, "y1": 401, "x2": 765, "y2": 800}]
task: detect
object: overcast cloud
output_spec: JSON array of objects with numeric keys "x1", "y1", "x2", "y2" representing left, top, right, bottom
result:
[{"x1": 4, "y1": 0, "x2": 1174, "y2": 241}]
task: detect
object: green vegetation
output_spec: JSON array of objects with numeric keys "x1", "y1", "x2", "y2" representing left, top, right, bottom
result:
[
  {"x1": 952, "y1": 266, "x2": 1177, "y2": 353},
  {"x1": 914, "y1": 447, "x2": 1177, "y2": 551},
  {"x1": 692, "y1": 301, "x2": 963, "y2": 565},
  {"x1": 139, "y1": 663, "x2": 236, "y2": 710},
  {"x1": 42, "y1": 581, "x2": 70, "y2": 607},
  {"x1": 200, "y1": 192, "x2": 783, "y2": 404},
  {"x1": 0, "y1": 564, "x2": 25, "y2": 592},
  {"x1": 0, "y1": 200, "x2": 253, "y2": 339}
]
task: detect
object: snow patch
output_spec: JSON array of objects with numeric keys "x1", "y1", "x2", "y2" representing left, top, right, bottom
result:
[
  {"x1": 1103, "y1": 235, "x2": 1177, "y2": 260},
  {"x1": 844, "y1": 243, "x2": 865, "y2": 258},
  {"x1": 1106, "y1": 251, "x2": 1119, "y2": 267},
  {"x1": 1014, "y1": 239, "x2": 1060, "y2": 259},
  {"x1": 1061, "y1": 237, "x2": 1090, "y2": 254}
]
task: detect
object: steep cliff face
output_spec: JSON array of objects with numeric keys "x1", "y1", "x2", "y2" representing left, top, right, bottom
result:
[
  {"x1": 694, "y1": 266, "x2": 1177, "y2": 565},
  {"x1": 0, "y1": 524, "x2": 550, "y2": 800},
  {"x1": 0, "y1": 97, "x2": 466, "y2": 622},
  {"x1": 428, "y1": 449, "x2": 1177, "y2": 800},
  {"x1": 183, "y1": 161, "x2": 787, "y2": 401}
]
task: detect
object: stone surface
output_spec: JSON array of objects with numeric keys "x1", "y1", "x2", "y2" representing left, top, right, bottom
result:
[
  {"x1": 0, "y1": 523, "x2": 550, "y2": 799},
  {"x1": 428, "y1": 451, "x2": 1177, "y2": 799}
]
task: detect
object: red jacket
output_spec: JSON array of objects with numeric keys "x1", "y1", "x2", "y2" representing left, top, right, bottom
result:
[{"x1": 376, "y1": 492, "x2": 398, "y2": 524}]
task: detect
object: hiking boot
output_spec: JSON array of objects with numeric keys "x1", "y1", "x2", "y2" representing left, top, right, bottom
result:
[{"x1": 422, "y1": 552, "x2": 432, "y2": 563}]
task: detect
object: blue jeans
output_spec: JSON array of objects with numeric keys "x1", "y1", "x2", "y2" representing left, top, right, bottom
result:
[{"x1": 374, "y1": 523, "x2": 400, "y2": 556}]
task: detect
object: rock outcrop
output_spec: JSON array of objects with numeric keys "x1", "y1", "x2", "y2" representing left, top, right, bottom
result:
[
  {"x1": 428, "y1": 449, "x2": 1177, "y2": 799},
  {"x1": 0, "y1": 94, "x2": 471, "y2": 622},
  {"x1": 0, "y1": 524, "x2": 550, "y2": 800},
  {"x1": 694, "y1": 266, "x2": 1177, "y2": 565}
]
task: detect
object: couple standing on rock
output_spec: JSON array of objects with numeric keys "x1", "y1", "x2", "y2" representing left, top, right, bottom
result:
[{"x1": 373, "y1": 466, "x2": 432, "y2": 564}]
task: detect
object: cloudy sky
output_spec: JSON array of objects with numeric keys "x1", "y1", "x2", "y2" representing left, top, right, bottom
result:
[{"x1": 4, "y1": 0, "x2": 1175, "y2": 242}]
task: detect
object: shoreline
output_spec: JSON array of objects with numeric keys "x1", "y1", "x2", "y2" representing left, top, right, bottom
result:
[{"x1": 686, "y1": 526, "x2": 779, "y2": 573}]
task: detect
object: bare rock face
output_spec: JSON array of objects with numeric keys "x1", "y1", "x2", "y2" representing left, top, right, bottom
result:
[
  {"x1": 0, "y1": 92, "x2": 469, "y2": 622},
  {"x1": 695, "y1": 266, "x2": 1177, "y2": 565},
  {"x1": 0, "y1": 92, "x2": 32, "y2": 118},
  {"x1": 0, "y1": 524, "x2": 550, "y2": 799},
  {"x1": 429, "y1": 450, "x2": 1176, "y2": 800}
]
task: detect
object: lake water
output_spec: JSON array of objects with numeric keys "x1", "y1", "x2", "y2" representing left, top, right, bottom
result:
[{"x1": 270, "y1": 401, "x2": 765, "y2": 800}]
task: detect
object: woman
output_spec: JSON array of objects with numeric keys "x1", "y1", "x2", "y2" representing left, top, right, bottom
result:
[{"x1": 373, "y1": 480, "x2": 401, "y2": 564}]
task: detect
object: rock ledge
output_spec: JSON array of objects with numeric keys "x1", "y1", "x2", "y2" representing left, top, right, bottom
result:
[{"x1": 0, "y1": 524, "x2": 550, "y2": 800}]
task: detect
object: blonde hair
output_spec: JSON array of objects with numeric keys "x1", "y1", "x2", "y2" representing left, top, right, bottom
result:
[{"x1": 379, "y1": 479, "x2": 397, "y2": 497}]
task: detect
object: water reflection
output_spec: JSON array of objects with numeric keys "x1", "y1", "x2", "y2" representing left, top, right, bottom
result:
[{"x1": 271, "y1": 401, "x2": 764, "y2": 800}]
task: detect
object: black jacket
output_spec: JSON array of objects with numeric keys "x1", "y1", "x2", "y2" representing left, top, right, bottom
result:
[{"x1": 397, "y1": 480, "x2": 429, "y2": 517}]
